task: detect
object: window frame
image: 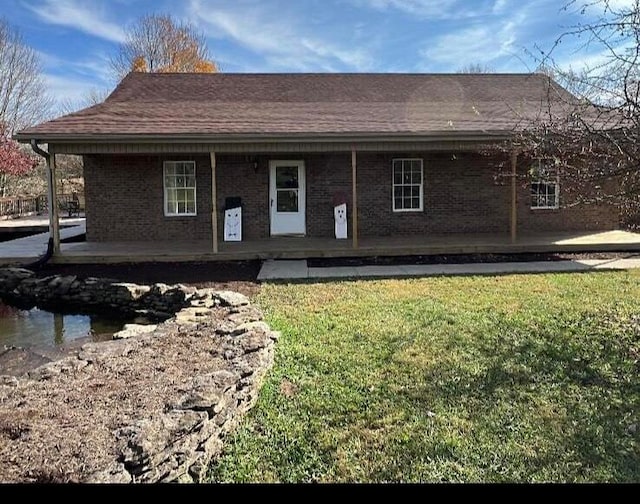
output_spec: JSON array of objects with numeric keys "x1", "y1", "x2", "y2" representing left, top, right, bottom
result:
[
  {"x1": 530, "y1": 159, "x2": 560, "y2": 210},
  {"x1": 392, "y1": 158, "x2": 424, "y2": 213},
  {"x1": 163, "y1": 160, "x2": 197, "y2": 217}
]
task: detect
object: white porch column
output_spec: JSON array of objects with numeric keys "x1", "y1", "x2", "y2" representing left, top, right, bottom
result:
[{"x1": 210, "y1": 151, "x2": 218, "y2": 253}]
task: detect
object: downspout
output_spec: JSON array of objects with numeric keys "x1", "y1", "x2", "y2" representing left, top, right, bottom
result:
[{"x1": 26, "y1": 139, "x2": 56, "y2": 269}]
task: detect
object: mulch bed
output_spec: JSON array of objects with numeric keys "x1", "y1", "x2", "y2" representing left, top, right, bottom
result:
[
  {"x1": 35, "y1": 260, "x2": 262, "y2": 298},
  {"x1": 306, "y1": 251, "x2": 640, "y2": 268}
]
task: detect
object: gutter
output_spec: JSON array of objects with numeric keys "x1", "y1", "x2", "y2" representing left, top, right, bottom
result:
[{"x1": 28, "y1": 140, "x2": 58, "y2": 267}]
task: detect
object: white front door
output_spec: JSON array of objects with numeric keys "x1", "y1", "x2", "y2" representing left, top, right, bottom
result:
[{"x1": 269, "y1": 160, "x2": 306, "y2": 236}]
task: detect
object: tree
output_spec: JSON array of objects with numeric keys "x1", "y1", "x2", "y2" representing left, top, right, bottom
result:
[
  {"x1": 456, "y1": 63, "x2": 496, "y2": 73},
  {"x1": 58, "y1": 87, "x2": 110, "y2": 116},
  {"x1": 490, "y1": 1, "x2": 640, "y2": 228},
  {"x1": 0, "y1": 19, "x2": 51, "y2": 133},
  {"x1": 110, "y1": 14, "x2": 218, "y2": 79},
  {"x1": 0, "y1": 123, "x2": 37, "y2": 197},
  {"x1": 0, "y1": 19, "x2": 50, "y2": 197}
]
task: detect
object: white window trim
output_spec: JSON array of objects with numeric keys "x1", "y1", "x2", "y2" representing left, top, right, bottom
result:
[
  {"x1": 392, "y1": 158, "x2": 424, "y2": 213},
  {"x1": 530, "y1": 160, "x2": 560, "y2": 210},
  {"x1": 163, "y1": 160, "x2": 197, "y2": 217}
]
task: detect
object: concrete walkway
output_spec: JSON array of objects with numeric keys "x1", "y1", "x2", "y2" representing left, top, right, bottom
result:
[
  {"x1": 0, "y1": 219, "x2": 86, "y2": 264},
  {"x1": 257, "y1": 256, "x2": 640, "y2": 281},
  {"x1": 0, "y1": 215, "x2": 85, "y2": 229}
]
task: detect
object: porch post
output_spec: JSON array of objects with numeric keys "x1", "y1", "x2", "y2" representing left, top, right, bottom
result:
[
  {"x1": 510, "y1": 150, "x2": 518, "y2": 244},
  {"x1": 210, "y1": 151, "x2": 218, "y2": 253},
  {"x1": 351, "y1": 146, "x2": 358, "y2": 249},
  {"x1": 50, "y1": 153, "x2": 60, "y2": 253}
]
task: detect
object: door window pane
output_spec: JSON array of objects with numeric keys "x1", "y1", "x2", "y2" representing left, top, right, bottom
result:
[
  {"x1": 277, "y1": 189, "x2": 298, "y2": 212},
  {"x1": 276, "y1": 167, "x2": 299, "y2": 189}
]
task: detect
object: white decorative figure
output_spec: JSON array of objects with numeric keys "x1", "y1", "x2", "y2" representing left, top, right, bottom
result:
[
  {"x1": 224, "y1": 207, "x2": 242, "y2": 241},
  {"x1": 334, "y1": 203, "x2": 348, "y2": 239}
]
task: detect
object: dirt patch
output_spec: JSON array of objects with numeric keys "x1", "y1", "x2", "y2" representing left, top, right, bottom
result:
[{"x1": 36, "y1": 260, "x2": 261, "y2": 298}]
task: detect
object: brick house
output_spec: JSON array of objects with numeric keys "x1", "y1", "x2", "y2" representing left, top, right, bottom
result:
[{"x1": 15, "y1": 73, "x2": 620, "y2": 261}]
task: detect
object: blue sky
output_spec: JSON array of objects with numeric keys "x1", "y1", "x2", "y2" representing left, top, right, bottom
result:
[{"x1": 0, "y1": 0, "x2": 631, "y2": 111}]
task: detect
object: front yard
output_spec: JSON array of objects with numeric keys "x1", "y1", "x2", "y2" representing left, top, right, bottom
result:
[{"x1": 209, "y1": 271, "x2": 640, "y2": 482}]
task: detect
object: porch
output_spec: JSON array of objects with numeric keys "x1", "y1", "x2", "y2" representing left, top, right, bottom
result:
[{"x1": 51, "y1": 230, "x2": 640, "y2": 264}]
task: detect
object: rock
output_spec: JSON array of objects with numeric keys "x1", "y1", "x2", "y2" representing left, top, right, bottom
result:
[
  {"x1": 214, "y1": 290, "x2": 249, "y2": 307},
  {"x1": 83, "y1": 463, "x2": 132, "y2": 484},
  {"x1": 151, "y1": 283, "x2": 171, "y2": 295},
  {"x1": 190, "y1": 296, "x2": 216, "y2": 309},
  {"x1": 215, "y1": 321, "x2": 239, "y2": 335},
  {"x1": 113, "y1": 324, "x2": 158, "y2": 340},
  {"x1": 174, "y1": 307, "x2": 213, "y2": 325},
  {"x1": 231, "y1": 321, "x2": 271, "y2": 336},
  {"x1": 227, "y1": 305, "x2": 263, "y2": 324},
  {"x1": 238, "y1": 333, "x2": 268, "y2": 353},
  {"x1": 118, "y1": 410, "x2": 208, "y2": 476},
  {"x1": 0, "y1": 375, "x2": 19, "y2": 387},
  {"x1": 112, "y1": 283, "x2": 152, "y2": 301},
  {"x1": 0, "y1": 267, "x2": 35, "y2": 292},
  {"x1": 48, "y1": 275, "x2": 77, "y2": 295},
  {"x1": 206, "y1": 370, "x2": 240, "y2": 390},
  {"x1": 175, "y1": 387, "x2": 224, "y2": 414}
]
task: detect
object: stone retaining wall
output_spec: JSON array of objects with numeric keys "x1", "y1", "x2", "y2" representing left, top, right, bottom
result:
[
  {"x1": 0, "y1": 268, "x2": 278, "y2": 483},
  {"x1": 0, "y1": 268, "x2": 191, "y2": 320}
]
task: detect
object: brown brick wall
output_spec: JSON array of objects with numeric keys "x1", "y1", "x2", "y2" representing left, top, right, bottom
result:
[
  {"x1": 84, "y1": 152, "x2": 619, "y2": 243},
  {"x1": 84, "y1": 154, "x2": 212, "y2": 242},
  {"x1": 357, "y1": 152, "x2": 511, "y2": 236},
  {"x1": 215, "y1": 155, "x2": 268, "y2": 241},
  {"x1": 516, "y1": 176, "x2": 619, "y2": 232}
]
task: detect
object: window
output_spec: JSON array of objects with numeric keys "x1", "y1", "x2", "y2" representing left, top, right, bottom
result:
[
  {"x1": 164, "y1": 161, "x2": 196, "y2": 216},
  {"x1": 392, "y1": 158, "x2": 423, "y2": 212},
  {"x1": 530, "y1": 159, "x2": 559, "y2": 209}
]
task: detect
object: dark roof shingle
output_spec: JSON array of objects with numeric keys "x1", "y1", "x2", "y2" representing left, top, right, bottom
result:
[{"x1": 16, "y1": 72, "x2": 578, "y2": 140}]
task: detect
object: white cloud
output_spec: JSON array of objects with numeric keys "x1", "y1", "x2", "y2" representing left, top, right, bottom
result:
[
  {"x1": 188, "y1": 0, "x2": 373, "y2": 71},
  {"x1": 26, "y1": 0, "x2": 126, "y2": 43},
  {"x1": 596, "y1": 0, "x2": 637, "y2": 10},
  {"x1": 417, "y1": 1, "x2": 562, "y2": 71},
  {"x1": 491, "y1": 0, "x2": 509, "y2": 14},
  {"x1": 45, "y1": 73, "x2": 102, "y2": 107},
  {"x1": 351, "y1": 0, "x2": 480, "y2": 19},
  {"x1": 37, "y1": 48, "x2": 116, "y2": 90},
  {"x1": 420, "y1": 21, "x2": 518, "y2": 68}
]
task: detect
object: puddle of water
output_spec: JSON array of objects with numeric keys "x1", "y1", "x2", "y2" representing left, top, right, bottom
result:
[{"x1": 0, "y1": 300, "x2": 133, "y2": 348}]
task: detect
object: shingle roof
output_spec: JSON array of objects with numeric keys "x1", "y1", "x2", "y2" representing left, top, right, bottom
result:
[{"x1": 16, "y1": 72, "x2": 578, "y2": 141}]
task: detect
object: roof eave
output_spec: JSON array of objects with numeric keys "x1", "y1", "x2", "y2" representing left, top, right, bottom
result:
[{"x1": 14, "y1": 131, "x2": 514, "y2": 144}]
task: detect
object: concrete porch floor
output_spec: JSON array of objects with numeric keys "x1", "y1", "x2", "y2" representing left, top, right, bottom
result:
[{"x1": 42, "y1": 229, "x2": 640, "y2": 264}]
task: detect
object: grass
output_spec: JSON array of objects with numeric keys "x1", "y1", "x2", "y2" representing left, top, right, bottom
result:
[{"x1": 208, "y1": 271, "x2": 640, "y2": 482}]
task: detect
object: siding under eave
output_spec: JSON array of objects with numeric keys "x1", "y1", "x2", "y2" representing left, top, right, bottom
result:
[{"x1": 49, "y1": 140, "x2": 505, "y2": 155}]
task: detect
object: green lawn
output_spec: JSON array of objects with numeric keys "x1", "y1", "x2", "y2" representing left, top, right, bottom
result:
[{"x1": 209, "y1": 271, "x2": 640, "y2": 482}]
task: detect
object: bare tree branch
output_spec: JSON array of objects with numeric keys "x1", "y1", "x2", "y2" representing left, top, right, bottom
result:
[
  {"x1": 0, "y1": 18, "x2": 51, "y2": 133},
  {"x1": 487, "y1": 0, "x2": 640, "y2": 228}
]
